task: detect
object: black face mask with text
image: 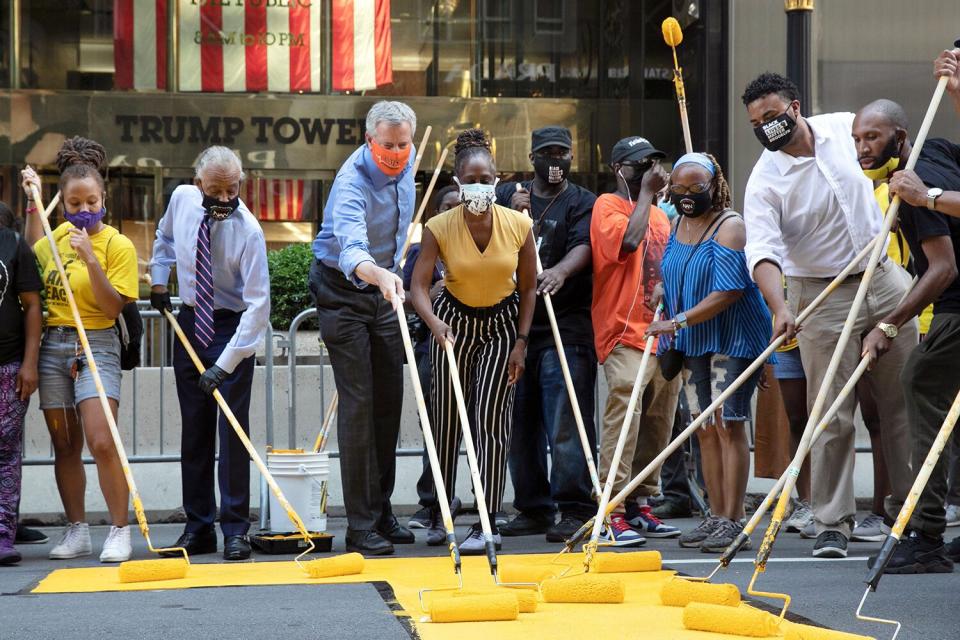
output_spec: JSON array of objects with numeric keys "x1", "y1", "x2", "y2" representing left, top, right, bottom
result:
[
  {"x1": 533, "y1": 155, "x2": 571, "y2": 184},
  {"x1": 670, "y1": 190, "x2": 713, "y2": 218},
  {"x1": 754, "y1": 110, "x2": 798, "y2": 152},
  {"x1": 201, "y1": 191, "x2": 240, "y2": 221}
]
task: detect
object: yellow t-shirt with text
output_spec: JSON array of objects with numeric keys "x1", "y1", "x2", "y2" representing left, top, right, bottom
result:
[{"x1": 34, "y1": 222, "x2": 139, "y2": 330}]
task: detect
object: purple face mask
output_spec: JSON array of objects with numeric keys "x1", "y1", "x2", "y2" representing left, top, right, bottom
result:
[{"x1": 64, "y1": 207, "x2": 106, "y2": 230}]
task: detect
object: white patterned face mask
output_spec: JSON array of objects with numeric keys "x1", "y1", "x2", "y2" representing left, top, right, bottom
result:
[{"x1": 454, "y1": 176, "x2": 498, "y2": 215}]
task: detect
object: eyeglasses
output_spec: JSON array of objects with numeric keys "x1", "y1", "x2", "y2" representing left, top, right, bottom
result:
[{"x1": 668, "y1": 182, "x2": 712, "y2": 195}]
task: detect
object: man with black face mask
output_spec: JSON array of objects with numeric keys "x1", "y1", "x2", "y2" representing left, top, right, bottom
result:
[
  {"x1": 150, "y1": 146, "x2": 270, "y2": 561},
  {"x1": 742, "y1": 72, "x2": 916, "y2": 560},
  {"x1": 494, "y1": 127, "x2": 600, "y2": 542}
]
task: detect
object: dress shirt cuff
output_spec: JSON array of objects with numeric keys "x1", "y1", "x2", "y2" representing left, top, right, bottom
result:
[
  {"x1": 339, "y1": 250, "x2": 376, "y2": 289},
  {"x1": 215, "y1": 345, "x2": 251, "y2": 375},
  {"x1": 747, "y1": 252, "x2": 782, "y2": 282},
  {"x1": 149, "y1": 264, "x2": 172, "y2": 288}
]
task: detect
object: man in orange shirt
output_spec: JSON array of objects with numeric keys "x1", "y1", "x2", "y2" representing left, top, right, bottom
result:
[{"x1": 591, "y1": 137, "x2": 682, "y2": 545}]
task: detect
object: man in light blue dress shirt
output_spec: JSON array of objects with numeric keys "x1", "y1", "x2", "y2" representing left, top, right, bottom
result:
[
  {"x1": 150, "y1": 146, "x2": 270, "y2": 562},
  {"x1": 310, "y1": 101, "x2": 417, "y2": 555}
]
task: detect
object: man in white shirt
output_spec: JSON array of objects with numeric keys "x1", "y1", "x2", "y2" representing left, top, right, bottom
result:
[{"x1": 742, "y1": 72, "x2": 916, "y2": 559}]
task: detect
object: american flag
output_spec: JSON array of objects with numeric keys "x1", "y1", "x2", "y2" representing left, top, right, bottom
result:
[{"x1": 244, "y1": 178, "x2": 306, "y2": 222}]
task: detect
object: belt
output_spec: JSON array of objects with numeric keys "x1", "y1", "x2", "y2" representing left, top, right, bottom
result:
[{"x1": 812, "y1": 255, "x2": 887, "y2": 283}]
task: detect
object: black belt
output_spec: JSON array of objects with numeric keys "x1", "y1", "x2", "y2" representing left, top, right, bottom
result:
[
  {"x1": 182, "y1": 304, "x2": 243, "y2": 320},
  {"x1": 812, "y1": 256, "x2": 887, "y2": 283}
]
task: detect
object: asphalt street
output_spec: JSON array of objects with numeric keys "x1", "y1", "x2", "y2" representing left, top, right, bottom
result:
[{"x1": 2, "y1": 515, "x2": 957, "y2": 639}]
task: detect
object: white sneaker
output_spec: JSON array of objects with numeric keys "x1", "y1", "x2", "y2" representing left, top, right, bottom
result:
[
  {"x1": 851, "y1": 513, "x2": 889, "y2": 542},
  {"x1": 785, "y1": 501, "x2": 814, "y2": 533},
  {"x1": 946, "y1": 504, "x2": 960, "y2": 527},
  {"x1": 799, "y1": 520, "x2": 817, "y2": 539},
  {"x1": 99, "y1": 525, "x2": 133, "y2": 562},
  {"x1": 458, "y1": 524, "x2": 502, "y2": 555},
  {"x1": 49, "y1": 522, "x2": 92, "y2": 559}
]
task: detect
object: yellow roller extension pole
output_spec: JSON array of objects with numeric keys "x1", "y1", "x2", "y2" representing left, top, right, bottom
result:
[
  {"x1": 161, "y1": 309, "x2": 357, "y2": 578},
  {"x1": 856, "y1": 374, "x2": 960, "y2": 639},
  {"x1": 748, "y1": 73, "x2": 949, "y2": 624},
  {"x1": 29, "y1": 184, "x2": 189, "y2": 583},
  {"x1": 560, "y1": 235, "x2": 880, "y2": 554},
  {"x1": 662, "y1": 17, "x2": 693, "y2": 154}
]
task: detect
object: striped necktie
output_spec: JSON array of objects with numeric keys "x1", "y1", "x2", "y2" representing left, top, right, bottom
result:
[{"x1": 194, "y1": 215, "x2": 215, "y2": 348}]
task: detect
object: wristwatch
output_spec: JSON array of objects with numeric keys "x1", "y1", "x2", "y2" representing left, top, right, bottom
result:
[
  {"x1": 927, "y1": 187, "x2": 944, "y2": 211},
  {"x1": 877, "y1": 322, "x2": 899, "y2": 339},
  {"x1": 674, "y1": 312, "x2": 689, "y2": 330}
]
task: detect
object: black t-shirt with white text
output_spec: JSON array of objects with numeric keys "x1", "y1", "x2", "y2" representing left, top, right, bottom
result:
[
  {"x1": 496, "y1": 180, "x2": 597, "y2": 351},
  {"x1": 0, "y1": 229, "x2": 43, "y2": 364}
]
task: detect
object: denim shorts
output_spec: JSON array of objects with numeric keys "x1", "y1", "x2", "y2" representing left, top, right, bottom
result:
[
  {"x1": 38, "y1": 326, "x2": 122, "y2": 410},
  {"x1": 681, "y1": 353, "x2": 760, "y2": 425},
  {"x1": 772, "y1": 347, "x2": 805, "y2": 380}
]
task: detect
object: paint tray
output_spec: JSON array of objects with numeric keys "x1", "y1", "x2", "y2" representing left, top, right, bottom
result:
[{"x1": 249, "y1": 530, "x2": 334, "y2": 555}]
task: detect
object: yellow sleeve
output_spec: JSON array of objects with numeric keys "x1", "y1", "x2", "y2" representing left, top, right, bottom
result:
[
  {"x1": 106, "y1": 233, "x2": 140, "y2": 301},
  {"x1": 32, "y1": 222, "x2": 72, "y2": 270}
]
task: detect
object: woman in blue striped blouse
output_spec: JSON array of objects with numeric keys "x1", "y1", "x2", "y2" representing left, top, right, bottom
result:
[{"x1": 645, "y1": 152, "x2": 772, "y2": 554}]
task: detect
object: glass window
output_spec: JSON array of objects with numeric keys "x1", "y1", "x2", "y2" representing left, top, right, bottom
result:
[{"x1": 22, "y1": 0, "x2": 114, "y2": 90}]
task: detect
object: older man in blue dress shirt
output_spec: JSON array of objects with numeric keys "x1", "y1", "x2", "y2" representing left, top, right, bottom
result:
[
  {"x1": 310, "y1": 101, "x2": 417, "y2": 555},
  {"x1": 150, "y1": 146, "x2": 270, "y2": 561}
]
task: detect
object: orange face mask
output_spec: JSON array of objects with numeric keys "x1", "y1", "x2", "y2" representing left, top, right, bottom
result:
[{"x1": 368, "y1": 139, "x2": 411, "y2": 176}]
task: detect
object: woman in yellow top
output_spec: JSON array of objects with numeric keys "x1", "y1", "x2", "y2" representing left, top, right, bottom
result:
[
  {"x1": 21, "y1": 137, "x2": 139, "y2": 563},
  {"x1": 411, "y1": 129, "x2": 537, "y2": 554}
]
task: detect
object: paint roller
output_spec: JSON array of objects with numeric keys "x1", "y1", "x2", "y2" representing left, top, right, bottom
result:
[
  {"x1": 26, "y1": 184, "x2": 190, "y2": 584},
  {"x1": 163, "y1": 308, "x2": 363, "y2": 579},
  {"x1": 745, "y1": 71, "x2": 951, "y2": 627},
  {"x1": 785, "y1": 625, "x2": 876, "y2": 640},
  {"x1": 662, "y1": 17, "x2": 693, "y2": 154},
  {"x1": 559, "y1": 234, "x2": 883, "y2": 557},
  {"x1": 661, "y1": 578, "x2": 740, "y2": 608},
  {"x1": 855, "y1": 375, "x2": 960, "y2": 640},
  {"x1": 682, "y1": 603, "x2": 780, "y2": 638}
]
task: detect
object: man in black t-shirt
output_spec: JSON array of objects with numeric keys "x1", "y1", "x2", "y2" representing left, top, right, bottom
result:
[
  {"x1": 495, "y1": 126, "x2": 599, "y2": 542},
  {"x1": 855, "y1": 87, "x2": 960, "y2": 573}
]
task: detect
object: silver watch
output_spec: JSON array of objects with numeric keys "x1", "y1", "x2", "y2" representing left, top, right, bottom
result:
[
  {"x1": 927, "y1": 187, "x2": 944, "y2": 211},
  {"x1": 877, "y1": 322, "x2": 899, "y2": 339}
]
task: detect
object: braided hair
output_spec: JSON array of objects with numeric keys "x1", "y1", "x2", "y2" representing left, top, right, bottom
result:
[
  {"x1": 56, "y1": 136, "x2": 106, "y2": 193},
  {"x1": 703, "y1": 153, "x2": 732, "y2": 211},
  {"x1": 453, "y1": 128, "x2": 494, "y2": 175}
]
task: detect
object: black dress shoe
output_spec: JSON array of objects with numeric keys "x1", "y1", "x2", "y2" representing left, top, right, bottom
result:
[
  {"x1": 346, "y1": 529, "x2": 395, "y2": 556},
  {"x1": 223, "y1": 535, "x2": 252, "y2": 561},
  {"x1": 160, "y1": 531, "x2": 218, "y2": 557},
  {"x1": 377, "y1": 515, "x2": 415, "y2": 544}
]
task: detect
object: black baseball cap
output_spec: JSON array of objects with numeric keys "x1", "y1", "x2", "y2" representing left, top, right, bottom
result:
[
  {"x1": 610, "y1": 136, "x2": 666, "y2": 165},
  {"x1": 531, "y1": 126, "x2": 573, "y2": 152}
]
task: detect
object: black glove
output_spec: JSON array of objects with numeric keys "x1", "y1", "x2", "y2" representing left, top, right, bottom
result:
[
  {"x1": 198, "y1": 364, "x2": 229, "y2": 395},
  {"x1": 150, "y1": 290, "x2": 173, "y2": 313}
]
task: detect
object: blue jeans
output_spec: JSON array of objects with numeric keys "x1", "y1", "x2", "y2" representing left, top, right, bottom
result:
[{"x1": 509, "y1": 345, "x2": 597, "y2": 519}]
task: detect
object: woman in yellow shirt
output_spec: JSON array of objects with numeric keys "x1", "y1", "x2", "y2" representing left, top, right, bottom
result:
[
  {"x1": 21, "y1": 137, "x2": 139, "y2": 563},
  {"x1": 410, "y1": 129, "x2": 537, "y2": 554}
]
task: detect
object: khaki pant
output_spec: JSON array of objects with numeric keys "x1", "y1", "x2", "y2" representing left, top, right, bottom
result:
[
  {"x1": 787, "y1": 261, "x2": 916, "y2": 537},
  {"x1": 600, "y1": 344, "x2": 682, "y2": 508}
]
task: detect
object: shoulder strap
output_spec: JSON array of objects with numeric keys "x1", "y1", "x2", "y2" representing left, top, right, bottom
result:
[{"x1": 707, "y1": 211, "x2": 741, "y2": 241}]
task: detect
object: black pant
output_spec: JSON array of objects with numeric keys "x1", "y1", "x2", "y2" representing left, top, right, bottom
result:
[
  {"x1": 310, "y1": 263, "x2": 403, "y2": 531},
  {"x1": 173, "y1": 305, "x2": 255, "y2": 537},
  {"x1": 901, "y1": 313, "x2": 960, "y2": 538},
  {"x1": 658, "y1": 396, "x2": 703, "y2": 508}
]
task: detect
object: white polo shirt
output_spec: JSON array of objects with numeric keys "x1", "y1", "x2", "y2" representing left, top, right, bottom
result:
[{"x1": 743, "y1": 111, "x2": 888, "y2": 278}]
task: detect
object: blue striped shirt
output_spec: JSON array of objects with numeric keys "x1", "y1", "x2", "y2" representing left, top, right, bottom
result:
[{"x1": 658, "y1": 229, "x2": 772, "y2": 360}]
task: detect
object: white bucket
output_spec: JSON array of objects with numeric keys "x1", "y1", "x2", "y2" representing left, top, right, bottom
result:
[{"x1": 266, "y1": 450, "x2": 330, "y2": 533}]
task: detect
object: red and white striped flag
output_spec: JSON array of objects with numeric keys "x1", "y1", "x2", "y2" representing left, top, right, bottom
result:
[
  {"x1": 114, "y1": 1, "x2": 323, "y2": 93},
  {"x1": 331, "y1": 0, "x2": 393, "y2": 92},
  {"x1": 114, "y1": 0, "x2": 168, "y2": 90},
  {"x1": 244, "y1": 179, "x2": 306, "y2": 222}
]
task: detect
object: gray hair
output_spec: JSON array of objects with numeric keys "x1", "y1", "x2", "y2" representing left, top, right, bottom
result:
[
  {"x1": 194, "y1": 146, "x2": 246, "y2": 181},
  {"x1": 365, "y1": 101, "x2": 417, "y2": 137}
]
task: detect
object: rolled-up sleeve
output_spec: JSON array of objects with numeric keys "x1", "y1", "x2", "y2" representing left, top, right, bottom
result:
[
  {"x1": 331, "y1": 182, "x2": 375, "y2": 287},
  {"x1": 215, "y1": 229, "x2": 271, "y2": 373},
  {"x1": 149, "y1": 192, "x2": 178, "y2": 287},
  {"x1": 743, "y1": 180, "x2": 786, "y2": 279}
]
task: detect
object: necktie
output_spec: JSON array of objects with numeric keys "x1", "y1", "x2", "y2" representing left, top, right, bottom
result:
[{"x1": 194, "y1": 215, "x2": 215, "y2": 348}]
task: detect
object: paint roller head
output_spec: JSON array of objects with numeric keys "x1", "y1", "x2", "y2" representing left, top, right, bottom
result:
[
  {"x1": 662, "y1": 17, "x2": 683, "y2": 47},
  {"x1": 682, "y1": 602, "x2": 780, "y2": 638},
  {"x1": 497, "y1": 561, "x2": 561, "y2": 585},
  {"x1": 450, "y1": 589, "x2": 538, "y2": 613},
  {"x1": 428, "y1": 592, "x2": 519, "y2": 623},
  {"x1": 303, "y1": 552, "x2": 365, "y2": 579},
  {"x1": 118, "y1": 559, "x2": 188, "y2": 583},
  {"x1": 541, "y1": 573, "x2": 624, "y2": 604},
  {"x1": 660, "y1": 577, "x2": 741, "y2": 607},
  {"x1": 784, "y1": 623, "x2": 876, "y2": 640},
  {"x1": 591, "y1": 550, "x2": 661, "y2": 573}
]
